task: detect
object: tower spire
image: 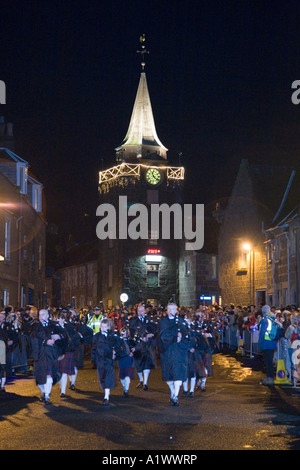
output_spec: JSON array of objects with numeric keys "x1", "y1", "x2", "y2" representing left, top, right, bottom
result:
[
  {"x1": 115, "y1": 35, "x2": 167, "y2": 162},
  {"x1": 137, "y1": 34, "x2": 149, "y2": 70}
]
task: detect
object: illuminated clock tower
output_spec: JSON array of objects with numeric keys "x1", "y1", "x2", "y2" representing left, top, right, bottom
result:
[{"x1": 97, "y1": 36, "x2": 184, "y2": 308}]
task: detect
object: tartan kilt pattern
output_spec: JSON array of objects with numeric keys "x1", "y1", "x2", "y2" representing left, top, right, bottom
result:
[
  {"x1": 118, "y1": 367, "x2": 135, "y2": 380},
  {"x1": 57, "y1": 352, "x2": 76, "y2": 375}
]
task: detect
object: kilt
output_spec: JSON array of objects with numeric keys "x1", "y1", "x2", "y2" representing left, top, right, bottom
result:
[
  {"x1": 57, "y1": 352, "x2": 76, "y2": 375},
  {"x1": 118, "y1": 367, "x2": 135, "y2": 379},
  {"x1": 118, "y1": 354, "x2": 135, "y2": 379}
]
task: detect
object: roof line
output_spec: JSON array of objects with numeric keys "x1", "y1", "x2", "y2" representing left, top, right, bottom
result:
[
  {"x1": 272, "y1": 169, "x2": 296, "y2": 224},
  {"x1": 0, "y1": 147, "x2": 29, "y2": 165}
]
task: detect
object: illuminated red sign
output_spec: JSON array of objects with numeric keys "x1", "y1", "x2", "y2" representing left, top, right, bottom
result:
[{"x1": 147, "y1": 249, "x2": 161, "y2": 254}]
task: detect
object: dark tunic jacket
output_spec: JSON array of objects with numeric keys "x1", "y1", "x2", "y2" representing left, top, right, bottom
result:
[
  {"x1": 30, "y1": 320, "x2": 63, "y2": 385},
  {"x1": 158, "y1": 315, "x2": 194, "y2": 382},
  {"x1": 91, "y1": 331, "x2": 119, "y2": 389},
  {"x1": 128, "y1": 315, "x2": 157, "y2": 372}
]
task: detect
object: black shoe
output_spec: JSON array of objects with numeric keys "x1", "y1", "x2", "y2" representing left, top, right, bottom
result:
[
  {"x1": 69, "y1": 384, "x2": 75, "y2": 390},
  {"x1": 123, "y1": 390, "x2": 129, "y2": 398},
  {"x1": 143, "y1": 384, "x2": 148, "y2": 391},
  {"x1": 0, "y1": 387, "x2": 5, "y2": 392},
  {"x1": 189, "y1": 392, "x2": 194, "y2": 398},
  {"x1": 44, "y1": 397, "x2": 51, "y2": 405},
  {"x1": 136, "y1": 381, "x2": 143, "y2": 388},
  {"x1": 40, "y1": 394, "x2": 45, "y2": 402},
  {"x1": 102, "y1": 398, "x2": 110, "y2": 406},
  {"x1": 60, "y1": 393, "x2": 66, "y2": 398},
  {"x1": 182, "y1": 390, "x2": 188, "y2": 396},
  {"x1": 201, "y1": 386, "x2": 206, "y2": 392}
]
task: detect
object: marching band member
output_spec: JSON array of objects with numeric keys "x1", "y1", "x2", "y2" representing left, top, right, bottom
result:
[
  {"x1": 157, "y1": 303, "x2": 194, "y2": 406},
  {"x1": 129, "y1": 304, "x2": 157, "y2": 390}
]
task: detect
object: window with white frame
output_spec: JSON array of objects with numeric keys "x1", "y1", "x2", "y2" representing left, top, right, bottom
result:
[
  {"x1": 3, "y1": 289, "x2": 9, "y2": 305},
  {"x1": 4, "y1": 219, "x2": 10, "y2": 260},
  {"x1": 32, "y1": 184, "x2": 42, "y2": 212},
  {"x1": 16, "y1": 163, "x2": 27, "y2": 194},
  {"x1": 185, "y1": 260, "x2": 191, "y2": 276}
]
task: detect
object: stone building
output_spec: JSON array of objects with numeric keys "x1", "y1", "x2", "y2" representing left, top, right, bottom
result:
[
  {"x1": 263, "y1": 169, "x2": 300, "y2": 307},
  {"x1": 0, "y1": 117, "x2": 46, "y2": 308},
  {"x1": 97, "y1": 49, "x2": 184, "y2": 307},
  {"x1": 216, "y1": 158, "x2": 295, "y2": 307},
  {"x1": 52, "y1": 240, "x2": 98, "y2": 309},
  {"x1": 179, "y1": 215, "x2": 220, "y2": 308}
]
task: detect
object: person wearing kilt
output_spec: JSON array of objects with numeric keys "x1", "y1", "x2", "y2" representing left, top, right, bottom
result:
[
  {"x1": 30, "y1": 309, "x2": 63, "y2": 405},
  {"x1": 91, "y1": 317, "x2": 118, "y2": 406},
  {"x1": 157, "y1": 303, "x2": 194, "y2": 406},
  {"x1": 116, "y1": 326, "x2": 135, "y2": 397},
  {"x1": 55, "y1": 312, "x2": 81, "y2": 398},
  {"x1": 128, "y1": 304, "x2": 157, "y2": 391},
  {"x1": 0, "y1": 311, "x2": 19, "y2": 392}
]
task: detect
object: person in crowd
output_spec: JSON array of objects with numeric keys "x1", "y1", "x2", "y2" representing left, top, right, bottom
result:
[
  {"x1": 55, "y1": 311, "x2": 82, "y2": 398},
  {"x1": 30, "y1": 308, "x2": 63, "y2": 405},
  {"x1": 157, "y1": 302, "x2": 193, "y2": 406},
  {"x1": 67, "y1": 309, "x2": 93, "y2": 390},
  {"x1": 116, "y1": 326, "x2": 135, "y2": 397},
  {"x1": 87, "y1": 306, "x2": 103, "y2": 335},
  {"x1": 91, "y1": 317, "x2": 118, "y2": 406},
  {"x1": 129, "y1": 303, "x2": 157, "y2": 391},
  {"x1": 182, "y1": 313, "x2": 199, "y2": 397},
  {"x1": 285, "y1": 312, "x2": 300, "y2": 381},
  {"x1": 258, "y1": 305, "x2": 278, "y2": 386},
  {"x1": 0, "y1": 311, "x2": 19, "y2": 391}
]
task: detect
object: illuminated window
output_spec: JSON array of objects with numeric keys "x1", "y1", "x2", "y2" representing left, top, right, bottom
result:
[
  {"x1": 3, "y1": 289, "x2": 9, "y2": 305},
  {"x1": 185, "y1": 260, "x2": 191, "y2": 276},
  {"x1": 4, "y1": 219, "x2": 10, "y2": 260},
  {"x1": 32, "y1": 184, "x2": 42, "y2": 212},
  {"x1": 16, "y1": 163, "x2": 27, "y2": 194},
  {"x1": 211, "y1": 256, "x2": 217, "y2": 279},
  {"x1": 147, "y1": 270, "x2": 159, "y2": 287}
]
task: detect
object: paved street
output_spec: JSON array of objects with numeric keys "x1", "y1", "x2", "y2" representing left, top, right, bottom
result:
[{"x1": 1, "y1": 351, "x2": 300, "y2": 451}]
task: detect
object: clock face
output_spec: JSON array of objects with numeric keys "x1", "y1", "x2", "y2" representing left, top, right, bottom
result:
[{"x1": 145, "y1": 168, "x2": 161, "y2": 185}]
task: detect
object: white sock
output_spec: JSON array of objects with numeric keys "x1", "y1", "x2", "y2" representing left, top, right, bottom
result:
[
  {"x1": 60, "y1": 373, "x2": 68, "y2": 394},
  {"x1": 121, "y1": 377, "x2": 130, "y2": 391},
  {"x1": 44, "y1": 376, "x2": 53, "y2": 398},
  {"x1": 138, "y1": 372, "x2": 143, "y2": 382},
  {"x1": 190, "y1": 377, "x2": 196, "y2": 392},
  {"x1": 166, "y1": 381, "x2": 175, "y2": 398},
  {"x1": 201, "y1": 377, "x2": 207, "y2": 387},
  {"x1": 104, "y1": 388, "x2": 110, "y2": 400},
  {"x1": 1, "y1": 377, "x2": 6, "y2": 388},
  {"x1": 183, "y1": 379, "x2": 188, "y2": 392},
  {"x1": 143, "y1": 369, "x2": 150, "y2": 385},
  {"x1": 38, "y1": 384, "x2": 45, "y2": 395},
  {"x1": 173, "y1": 380, "x2": 182, "y2": 398},
  {"x1": 69, "y1": 367, "x2": 78, "y2": 385}
]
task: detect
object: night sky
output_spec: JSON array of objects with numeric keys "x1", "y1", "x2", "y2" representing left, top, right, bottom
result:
[{"x1": 1, "y1": 1, "x2": 300, "y2": 247}]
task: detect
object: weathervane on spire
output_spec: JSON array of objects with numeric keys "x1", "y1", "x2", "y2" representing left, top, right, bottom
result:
[{"x1": 137, "y1": 34, "x2": 149, "y2": 70}]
